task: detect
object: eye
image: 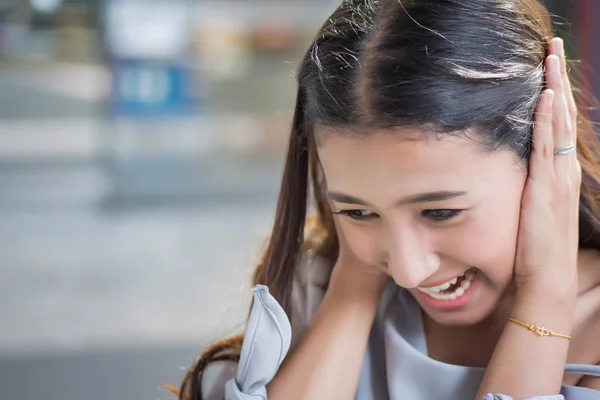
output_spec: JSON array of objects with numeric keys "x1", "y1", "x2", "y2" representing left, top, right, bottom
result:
[
  {"x1": 333, "y1": 209, "x2": 377, "y2": 220},
  {"x1": 421, "y1": 209, "x2": 464, "y2": 221}
]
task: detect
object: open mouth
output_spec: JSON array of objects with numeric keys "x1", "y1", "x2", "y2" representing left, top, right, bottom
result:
[{"x1": 416, "y1": 268, "x2": 477, "y2": 301}]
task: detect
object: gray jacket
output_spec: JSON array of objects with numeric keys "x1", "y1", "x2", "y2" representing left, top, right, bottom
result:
[{"x1": 203, "y1": 254, "x2": 600, "y2": 400}]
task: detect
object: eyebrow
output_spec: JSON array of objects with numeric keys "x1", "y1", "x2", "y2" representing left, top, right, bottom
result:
[{"x1": 327, "y1": 190, "x2": 467, "y2": 206}]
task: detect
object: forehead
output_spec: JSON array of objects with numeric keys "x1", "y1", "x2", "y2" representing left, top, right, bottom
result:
[{"x1": 317, "y1": 128, "x2": 517, "y2": 193}]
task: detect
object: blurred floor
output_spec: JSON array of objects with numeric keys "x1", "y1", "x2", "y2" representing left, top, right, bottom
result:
[
  {"x1": 0, "y1": 202, "x2": 278, "y2": 400},
  {"x1": 0, "y1": 346, "x2": 203, "y2": 400}
]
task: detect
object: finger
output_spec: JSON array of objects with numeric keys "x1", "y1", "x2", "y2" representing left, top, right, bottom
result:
[
  {"x1": 545, "y1": 55, "x2": 573, "y2": 172},
  {"x1": 530, "y1": 89, "x2": 555, "y2": 180},
  {"x1": 550, "y1": 40, "x2": 581, "y2": 199},
  {"x1": 551, "y1": 38, "x2": 577, "y2": 145}
]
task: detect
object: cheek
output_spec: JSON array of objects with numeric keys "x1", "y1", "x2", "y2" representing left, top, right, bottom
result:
[
  {"x1": 442, "y1": 204, "x2": 521, "y2": 279},
  {"x1": 336, "y1": 219, "x2": 382, "y2": 265}
]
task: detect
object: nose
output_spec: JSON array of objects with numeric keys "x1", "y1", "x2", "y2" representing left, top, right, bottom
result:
[{"x1": 386, "y1": 225, "x2": 440, "y2": 288}]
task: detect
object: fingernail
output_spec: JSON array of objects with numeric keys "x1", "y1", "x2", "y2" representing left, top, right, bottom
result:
[
  {"x1": 549, "y1": 56, "x2": 559, "y2": 80},
  {"x1": 557, "y1": 38, "x2": 565, "y2": 55},
  {"x1": 544, "y1": 89, "x2": 555, "y2": 104}
]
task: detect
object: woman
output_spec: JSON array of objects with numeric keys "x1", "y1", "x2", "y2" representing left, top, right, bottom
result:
[{"x1": 178, "y1": 0, "x2": 600, "y2": 399}]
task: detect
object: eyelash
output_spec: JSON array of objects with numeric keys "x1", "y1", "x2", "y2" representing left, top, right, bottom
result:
[
  {"x1": 421, "y1": 209, "x2": 464, "y2": 221},
  {"x1": 333, "y1": 210, "x2": 376, "y2": 220},
  {"x1": 333, "y1": 209, "x2": 464, "y2": 221}
]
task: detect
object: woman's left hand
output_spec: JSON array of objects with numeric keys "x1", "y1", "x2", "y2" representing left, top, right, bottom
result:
[
  {"x1": 475, "y1": 37, "x2": 583, "y2": 400},
  {"x1": 513, "y1": 37, "x2": 581, "y2": 300}
]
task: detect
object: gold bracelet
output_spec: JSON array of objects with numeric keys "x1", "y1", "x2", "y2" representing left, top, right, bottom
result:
[{"x1": 508, "y1": 317, "x2": 571, "y2": 340}]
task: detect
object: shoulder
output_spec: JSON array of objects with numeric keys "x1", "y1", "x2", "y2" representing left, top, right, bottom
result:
[
  {"x1": 577, "y1": 248, "x2": 600, "y2": 293},
  {"x1": 576, "y1": 248, "x2": 600, "y2": 356},
  {"x1": 575, "y1": 248, "x2": 600, "y2": 348},
  {"x1": 570, "y1": 248, "x2": 600, "y2": 390},
  {"x1": 572, "y1": 277, "x2": 600, "y2": 365},
  {"x1": 293, "y1": 250, "x2": 334, "y2": 292},
  {"x1": 577, "y1": 304, "x2": 600, "y2": 390},
  {"x1": 199, "y1": 252, "x2": 335, "y2": 399},
  {"x1": 201, "y1": 361, "x2": 238, "y2": 400}
]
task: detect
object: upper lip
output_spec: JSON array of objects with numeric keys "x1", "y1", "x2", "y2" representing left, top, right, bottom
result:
[{"x1": 418, "y1": 271, "x2": 469, "y2": 289}]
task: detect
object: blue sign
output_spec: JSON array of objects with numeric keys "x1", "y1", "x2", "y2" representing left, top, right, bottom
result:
[{"x1": 108, "y1": 60, "x2": 197, "y2": 118}]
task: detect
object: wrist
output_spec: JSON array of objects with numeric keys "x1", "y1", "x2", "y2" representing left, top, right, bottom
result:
[
  {"x1": 512, "y1": 287, "x2": 575, "y2": 337},
  {"x1": 327, "y1": 267, "x2": 389, "y2": 309},
  {"x1": 516, "y1": 279, "x2": 577, "y2": 308},
  {"x1": 478, "y1": 286, "x2": 573, "y2": 400},
  {"x1": 516, "y1": 267, "x2": 578, "y2": 303}
]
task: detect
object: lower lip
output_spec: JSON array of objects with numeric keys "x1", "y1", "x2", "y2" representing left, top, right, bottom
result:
[{"x1": 416, "y1": 273, "x2": 479, "y2": 310}]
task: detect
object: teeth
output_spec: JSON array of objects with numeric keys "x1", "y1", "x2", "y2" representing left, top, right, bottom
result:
[
  {"x1": 416, "y1": 269, "x2": 475, "y2": 301},
  {"x1": 418, "y1": 272, "x2": 464, "y2": 293}
]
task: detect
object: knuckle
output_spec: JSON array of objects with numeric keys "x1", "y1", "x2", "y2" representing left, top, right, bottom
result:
[
  {"x1": 569, "y1": 103, "x2": 578, "y2": 117},
  {"x1": 569, "y1": 101, "x2": 577, "y2": 115},
  {"x1": 564, "y1": 118, "x2": 573, "y2": 133},
  {"x1": 538, "y1": 141, "x2": 553, "y2": 158}
]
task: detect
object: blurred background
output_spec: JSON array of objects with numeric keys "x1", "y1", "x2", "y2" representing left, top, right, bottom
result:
[{"x1": 0, "y1": 1, "x2": 597, "y2": 399}]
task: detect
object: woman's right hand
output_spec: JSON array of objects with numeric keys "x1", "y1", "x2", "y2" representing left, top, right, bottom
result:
[
  {"x1": 268, "y1": 220, "x2": 388, "y2": 400},
  {"x1": 327, "y1": 222, "x2": 391, "y2": 302}
]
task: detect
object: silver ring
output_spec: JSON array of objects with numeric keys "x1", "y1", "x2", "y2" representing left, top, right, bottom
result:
[{"x1": 554, "y1": 143, "x2": 575, "y2": 155}]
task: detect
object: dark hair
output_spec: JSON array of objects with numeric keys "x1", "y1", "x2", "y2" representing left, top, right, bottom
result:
[{"x1": 175, "y1": 1, "x2": 600, "y2": 398}]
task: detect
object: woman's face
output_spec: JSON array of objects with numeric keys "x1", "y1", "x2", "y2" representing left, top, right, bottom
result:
[{"x1": 318, "y1": 130, "x2": 527, "y2": 326}]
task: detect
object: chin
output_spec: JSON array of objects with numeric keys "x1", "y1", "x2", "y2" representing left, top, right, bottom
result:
[
  {"x1": 412, "y1": 285, "x2": 503, "y2": 327},
  {"x1": 423, "y1": 303, "x2": 497, "y2": 327}
]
